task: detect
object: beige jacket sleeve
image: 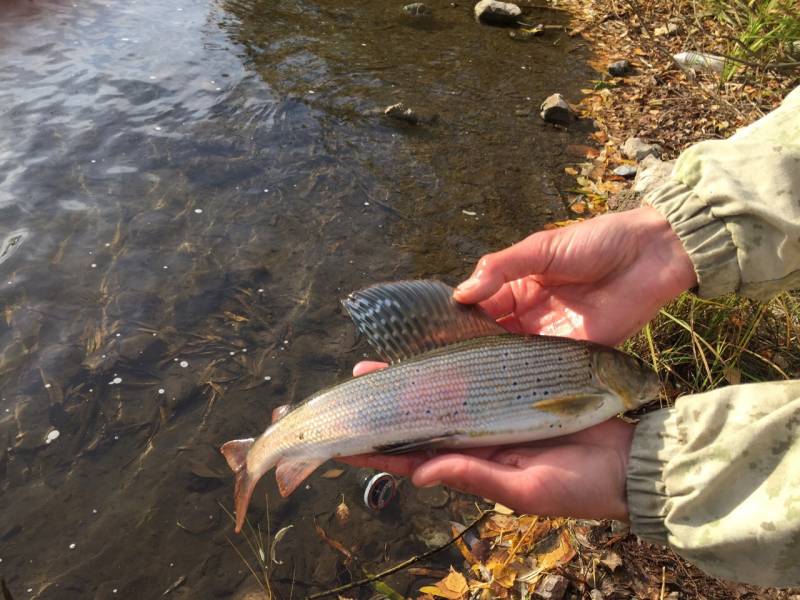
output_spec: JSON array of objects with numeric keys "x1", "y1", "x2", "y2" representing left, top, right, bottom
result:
[
  {"x1": 646, "y1": 84, "x2": 800, "y2": 301},
  {"x1": 626, "y1": 85, "x2": 800, "y2": 587}
]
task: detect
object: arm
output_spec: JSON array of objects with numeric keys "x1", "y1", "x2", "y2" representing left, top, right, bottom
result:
[
  {"x1": 645, "y1": 84, "x2": 800, "y2": 301},
  {"x1": 628, "y1": 381, "x2": 800, "y2": 587}
]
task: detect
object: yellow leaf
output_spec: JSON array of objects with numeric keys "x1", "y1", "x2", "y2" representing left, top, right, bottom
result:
[
  {"x1": 564, "y1": 166, "x2": 579, "y2": 176},
  {"x1": 536, "y1": 530, "x2": 576, "y2": 571},
  {"x1": 443, "y1": 570, "x2": 469, "y2": 595},
  {"x1": 321, "y1": 468, "x2": 345, "y2": 479},
  {"x1": 493, "y1": 503, "x2": 515, "y2": 515}
]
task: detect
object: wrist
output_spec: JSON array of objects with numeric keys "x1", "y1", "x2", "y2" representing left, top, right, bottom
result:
[{"x1": 631, "y1": 205, "x2": 698, "y2": 301}]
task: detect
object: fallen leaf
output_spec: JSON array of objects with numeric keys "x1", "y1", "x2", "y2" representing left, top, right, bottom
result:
[
  {"x1": 493, "y1": 503, "x2": 515, "y2": 515},
  {"x1": 321, "y1": 468, "x2": 345, "y2": 479}
]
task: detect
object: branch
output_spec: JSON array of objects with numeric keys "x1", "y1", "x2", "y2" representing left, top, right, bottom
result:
[{"x1": 306, "y1": 508, "x2": 496, "y2": 600}]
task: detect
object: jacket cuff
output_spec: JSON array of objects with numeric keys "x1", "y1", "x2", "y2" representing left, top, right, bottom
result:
[
  {"x1": 626, "y1": 408, "x2": 678, "y2": 546},
  {"x1": 645, "y1": 180, "x2": 740, "y2": 298}
]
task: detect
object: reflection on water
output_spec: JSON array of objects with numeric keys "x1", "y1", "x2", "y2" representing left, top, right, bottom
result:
[{"x1": 0, "y1": 0, "x2": 592, "y2": 596}]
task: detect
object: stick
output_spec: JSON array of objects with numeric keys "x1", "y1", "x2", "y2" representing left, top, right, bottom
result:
[{"x1": 306, "y1": 509, "x2": 496, "y2": 600}]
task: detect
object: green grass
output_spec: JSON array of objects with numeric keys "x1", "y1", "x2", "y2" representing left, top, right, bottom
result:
[
  {"x1": 624, "y1": 291, "x2": 800, "y2": 400},
  {"x1": 698, "y1": 0, "x2": 800, "y2": 80}
]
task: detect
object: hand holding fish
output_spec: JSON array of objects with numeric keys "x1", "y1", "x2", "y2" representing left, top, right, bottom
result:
[
  {"x1": 222, "y1": 208, "x2": 687, "y2": 531},
  {"x1": 343, "y1": 363, "x2": 635, "y2": 522},
  {"x1": 343, "y1": 207, "x2": 697, "y2": 521}
]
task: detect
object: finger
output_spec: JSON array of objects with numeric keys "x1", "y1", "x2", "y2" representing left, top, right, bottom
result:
[
  {"x1": 352, "y1": 361, "x2": 389, "y2": 377},
  {"x1": 453, "y1": 231, "x2": 556, "y2": 304},
  {"x1": 337, "y1": 452, "x2": 427, "y2": 477},
  {"x1": 411, "y1": 453, "x2": 528, "y2": 511}
]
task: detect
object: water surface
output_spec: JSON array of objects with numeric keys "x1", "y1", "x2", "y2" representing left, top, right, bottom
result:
[{"x1": 0, "y1": 0, "x2": 593, "y2": 596}]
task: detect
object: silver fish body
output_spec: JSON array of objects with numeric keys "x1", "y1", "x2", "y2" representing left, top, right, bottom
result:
[{"x1": 221, "y1": 282, "x2": 659, "y2": 532}]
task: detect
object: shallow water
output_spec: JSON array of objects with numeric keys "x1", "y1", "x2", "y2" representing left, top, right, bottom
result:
[{"x1": 0, "y1": 0, "x2": 593, "y2": 597}]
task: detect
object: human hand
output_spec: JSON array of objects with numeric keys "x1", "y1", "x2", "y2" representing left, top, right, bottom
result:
[
  {"x1": 340, "y1": 415, "x2": 635, "y2": 521},
  {"x1": 344, "y1": 208, "x2": 690, "y2": 519},
  {"x1": 454, "y1": 206, "x2": 696, "y2": 346}
]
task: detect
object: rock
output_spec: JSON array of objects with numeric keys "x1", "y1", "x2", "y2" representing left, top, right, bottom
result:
[
  {"x1": 474, "y1": 0, "x2": 521, "y2": 25},
  {"x1": 792, "y1": 41, "x2": 800, "y2": 59},
  {"x1": 534, "y1": 573, "x2": 569, "y2": 600},
  {"x1": 416, "y1": 485, "x2": 450, "y2": 508},
  {"x1": 384, "y1": 102, "x2": 419, "y2": 124},
  {"x1": 607, "y1": 59, "x2": 632, "y2": 77},
  {"x1": 539, "y1": 93, "x2": 575, "y2": 125},
  {"x1": 653, "y1": 22, "x2": 679, "y2": 36},
  {"x1": 589, "y1": 591, "x2": 604, "y2": 600},
  {"x1": 411, "y1": 514, "x2": 453, "y2": 549},
  {"x1": 621, "y1": 137, "x2": 662, "y2": 161},
  {"x1": 633, "y1": 155, "x2": 675, "y2": 196},
  {"x1": 403, "y1": 2, "x2": 430, "y2": 16},
  {"x1": 613, "y1": 165, "x2": 637, "y2": 178}
]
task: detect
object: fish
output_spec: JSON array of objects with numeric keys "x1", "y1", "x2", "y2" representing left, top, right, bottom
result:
[{"x1": 221, "y1": 280, "x2": 660, "y2": 532}]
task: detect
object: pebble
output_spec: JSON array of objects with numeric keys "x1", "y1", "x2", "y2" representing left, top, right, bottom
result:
[
  {"x1": 533, "y1": 573, "x2": 568, "y2": 600},
  {"x1": 402, "y1": 2, "x2": 430, "y2": 17},
  {"x1": 613, "y1": 165, "x2": 637, "y2": 178},
  {"x1": 180, "y1": 360, "x2": 189, "y2": 368},
  {"x1": 45, "y1": 429, "x2": 60, "y2": 444},
  {"x1": 622, "y1": 137, "x2": 662, "y2": 161},
  {"x1": 540, "y1": 93, "x2": 575, "y2": 125},
  {"x1": 474, "y1": 0, "x2": 521, "y2": 25},
  {"x1": 607, "y1": 59, "x2": 632, "y2": 77}
]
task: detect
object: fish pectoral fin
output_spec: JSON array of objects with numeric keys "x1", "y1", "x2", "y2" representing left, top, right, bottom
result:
[
  {"x1": 375, "y1": 433, "x2": 456, "y2": 455},
  {"x1": 341, "y1": 280, "x2": 504, "y2": 363},
  {"x1": 272, "y1": 404, "x2": 291, "y2": 423},
  {"x1": 533, "y1": 392, "x2": 607, "y2": 417},
  {"x1": 275, "y1": 456, "x2": 327, "y2": 497},
  {"x1": 220, "y1": 438, "x2": 255, "y2": 473}
]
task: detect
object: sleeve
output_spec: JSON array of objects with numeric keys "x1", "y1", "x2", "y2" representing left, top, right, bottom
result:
[
  {"x1": 644, "y1": 85, "x2": 800, "y2": 301},
  {"x1": 626, "y1": 381, "x2": 800, "y2": 587}
]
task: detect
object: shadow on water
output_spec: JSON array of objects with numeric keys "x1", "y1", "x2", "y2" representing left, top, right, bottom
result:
[{"x1": 0, "y1": 0, "x2": 593, "y2": 597}]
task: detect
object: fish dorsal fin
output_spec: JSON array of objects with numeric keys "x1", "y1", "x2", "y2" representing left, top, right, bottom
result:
[{"x1": 342, "y1": 280, "x2": 505, "y2": 363}]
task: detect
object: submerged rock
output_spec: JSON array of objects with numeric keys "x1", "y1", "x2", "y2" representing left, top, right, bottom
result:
[
  {"x1": 607, "y1": 59, "x2": 632, "y2": 77},
  {"x1": 402, "y1": 2, "x2": 430, "y2": 16},
  {"x1": 474, "y1": 0, "x2": 521, "y2": 25},
  {"x1": 621, "y1": 137, "x2": 662, "y2": 161},
  {"x1": 539, "y1": 93, "x2": 575, "y2": 125},
  {"x1": 416, "y1": 485, "x2": 450, "y2": 508},
  {"x1": 382, "y1": 102, "x2": 438, "y2": 125}
]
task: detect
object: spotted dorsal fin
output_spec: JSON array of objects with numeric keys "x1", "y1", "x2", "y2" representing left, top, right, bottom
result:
[{"x1": 341, "y1": 280, "x2": 505, "y2": 363}]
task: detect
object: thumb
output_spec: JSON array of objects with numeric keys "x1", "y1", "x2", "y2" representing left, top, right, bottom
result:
[{"x1": 453, "y1": 230, "x2": 557, "y2": 304}]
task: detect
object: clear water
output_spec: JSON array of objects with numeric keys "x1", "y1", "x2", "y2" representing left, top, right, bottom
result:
[{"x1": 0, "y1": 0, "x2": 593, "y2": 596}]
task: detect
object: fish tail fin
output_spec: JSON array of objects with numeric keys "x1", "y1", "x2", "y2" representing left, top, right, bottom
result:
[{"x1": 220, "y1": 438, "x2": 257, "y2": 533}]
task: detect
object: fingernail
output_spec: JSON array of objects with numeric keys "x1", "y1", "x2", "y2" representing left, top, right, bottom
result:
[{"x1": 456, "y1": 277, "x2": 479, "y2": 294}]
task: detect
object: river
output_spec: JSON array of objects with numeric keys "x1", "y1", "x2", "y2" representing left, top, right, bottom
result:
[{"x1": 0, "y1": 0, "x2": 593, "y2": 597}]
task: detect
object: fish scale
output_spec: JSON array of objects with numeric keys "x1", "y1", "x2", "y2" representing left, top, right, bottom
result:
[{"x1": 221, "y1": 280, "x2": 660, "y2": 533}]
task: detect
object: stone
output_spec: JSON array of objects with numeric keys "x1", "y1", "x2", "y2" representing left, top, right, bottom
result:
[
  {"x1": 607, "y1": 59, "x2": 632, "y2": 77},
  {"x1": 533, "y1": 573, "x2": 569, "y2": 600},
  {"x1": 653, "y1": 23, "x2": 679, "y2": 36},
  {"x1": 416, "y1": 485, "x2": 450, "y2": 508},
  {"x1": 589, "y1": 591, "x2": 604, "y2": 600},
  {"x1": 633, "y1": 155, "x2": 675, "y2": 196},
  {"x1": 411, "y1": 514, "x2": 453, "y2": 549},
  {"x1": 539, "y1": 93, "x2": 575, "y2": 125},
  {"x1": 621, "y1": 137, "x2": 662, "y2": 161},
  {"x1": 384, "y1": 102, "x2": 419, "y2": 125},
  {"x1": 403, "y1": 2, "x2": 430, "y2": 16},
  {"x1": 792, "y1": 41, "x2": 800, "y2": 59},
  {"x1": 474, "y1": 0, "x2": 521, "y2": 25},
  {"x1": 613, "y1": 165, "x2": 637, "y2": 178}
]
